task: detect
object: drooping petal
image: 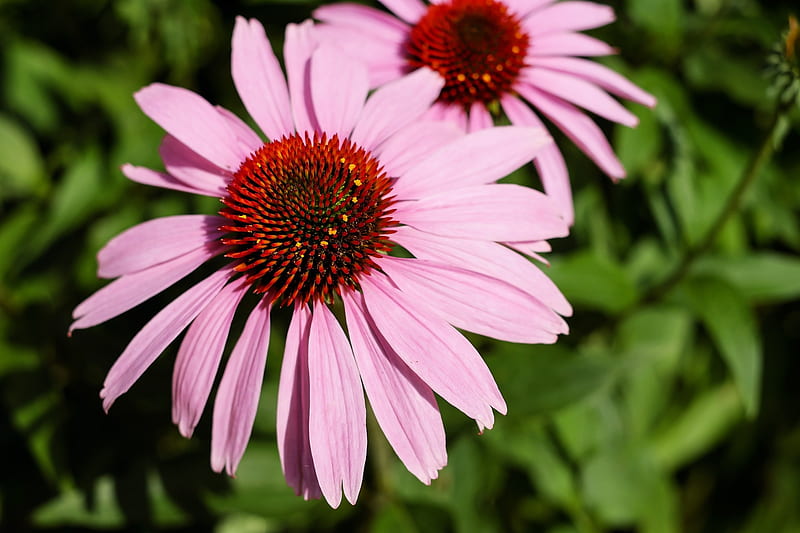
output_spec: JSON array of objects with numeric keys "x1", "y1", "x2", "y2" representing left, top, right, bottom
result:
[
  {"x1": 121, "y1": 164, "x2": 216, "y2": 196},
  {"x1": 211, "y1": 296, "x2": 272, "y2": 476},
  {"x1": 529, "y1": 32, "x2": 616, "y2": 57},
  {"x1": 360, "y1": 274, "x2": 505, "y2": 429},
  {"x1": 373, "y1": 120, "x2": 464, "y2": 177},
  {"x1": 134, "y1": 83, "x2": 246, "y2": 170},
  {"x1": 393, "y1": 126, "x2": 551, "y2": 200},
  {"x1": 309, "y1": 46, "x2": 369, "y2": 139},
  {"x1": 284, "y1": 20, "x2": 320, "y2": 135},
  {"x1": 379, "y1": 257, "x2": 567, "y2": 342},
  {"x1": 99, "y1": 267, "x2": 232, "y2": 412},
  {"x1": 342, "y1": 290, "x2": 446, "y2": 484},
  {"x1": 231, "y1": 17, "x2": 294, "y2": 141},
  {"x1": 277, "y1": 304, "x2": 322, "y2": 500},
  {"x1": 500, "y1": 93, "x2": 573, "y2": 224},
  {"x1": 395, "y1": 183, "x2": 568, "y2": 242},
  {"x1": 528, "y1": 56, "x2": 656, "y2": 107},
  {"x1": 522, "y1": 68, "x2": 638, "y2": 127},
  {"x1": 71, "y1": 241, "x2": 225, "y2": 333},
  {"x1": 518, "y1": 84, "x2": 625, "y2": 178},
  {"x1": 377, "y1": 0, "x2": 427, "y2": 24},
  {"x1": 172, "y1": 277, "x2": 249, "y2": 438},
  {"x1": 468, "y1": 101, "x2": 494, "y2": 132},
  {"x1": 523, "y1": 1, "x2": 615, "y2": 34},
  {"x1": 307, "y1": 303, "x2": 367, "y2": 507},
  {"x1": 97, "y1": 215, "x2": 225, "y2": 279},
  {"x1": 159, "y1": 136, "x2": 230, "y2": 196},
  {"x1": 351, "y1": 68, "x2": 444, "y2": 151},
  {"x1": 392, "y1": 225, "x2": 571, "y2": 316}
]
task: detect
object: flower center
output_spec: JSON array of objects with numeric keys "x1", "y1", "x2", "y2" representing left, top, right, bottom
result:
[
  {"x1": 220, "y1": 133, "x2": 397, "y2": 306},
  {"x1": 406, "y1": 0, "x2": 529, "y2": 106}
]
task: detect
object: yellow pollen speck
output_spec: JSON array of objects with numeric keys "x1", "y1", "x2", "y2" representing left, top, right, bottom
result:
[
  {"x1": 238, "y1": 214, "x2": 247, "y2": 219},
  {"x1": 342, "y1": 214, "x2": 349, "y2": 222},
  {"x1": 482, "y1": 73, "x2": 491, "y2": 83},
  {"x1": 294, "y1": 242, "x2": 302, "y2": 248},
  {"x1": 348, "y1": 163, "x2": 356, "y2": 171},
  {"x1": 457, "y1": 73, "x2": 466, "y2": 82},
  {"x1": 352, "y1": 197, "x2": 358, "y2": 203},
  {"x1": 327, "y1": 228, "x2": 337, "y2": 236},
  {"x1": 340, "y1": 157, "x2": 346, "y2": 163},
  {"x1": 354, "y1": 179, "x2": 362, "y2": 186},
  {"x1": 320, "y1": 240, "x2": 329, "y2": 246},
  {"x1": 511, "y1": 46, "x2": 520, "y2": 54}
]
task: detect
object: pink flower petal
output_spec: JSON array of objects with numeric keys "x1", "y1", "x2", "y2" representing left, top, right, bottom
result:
[
  {"x1": 172, "y1": 277, "x2": 249, "y2": 438},
  {"x1": 97, "y1": 215, "x2": 225, "y2": 279},
  {"x1": 277, "y1": 304, "x2": 322, "y2": 500},
  {"x1": 380, "y1": 257, "x2": 567, "y2": 342},
  {"x1": 468, "y1": 101, "x2": 494, "y2": 132},
  {"x1": 342, "y1": 290, "x2": 446, "y2": 483},
  {"x1": 134, "y1": 83, "x2": 246, "y2": 170},
  {"x1": 524, "y1": 1, "x2": 615, "y2": 34},
  {"x1": 395, "y1": 183, "x2": 569, "y2": 242},
  {"x1": 284, "y1": 21, "x2": 320, "y2": 135},
  {"x1": 360, "y1": 273, "x2": 505, "y2": 429},
  {"x1": 309, "y1": 46, "x2": 369, "y2": 139},
  {"x1": 71, "y1": 241, "x2": 225, "y2": 333},
  {"x1": 503, "y1": 0, "x2": 556, "y2": 18},
  {"x1": 99, "y1": 267, "x2": 232, "y2": 412},
  {"x1": 232, "y1": 17, "x2": 294, "y2": 141},
  {"x1": 121, "y1": 164, "x2": 216, "y2": 196},
  {"x1": 314, "y1": 4, "x2": 411, "y2": 42},
  {"x1": 307, "y1": 303, "x2": 367, "y2": 507},
  {"x1": 529, "y1": 32, "x2": 616, "y2": 57},
  {"x1": 216, "y1": 106, "x2": 264, "y2": 152},
  {"x1": 374, "y1": 120, "x2": 464, "y2": 177},
  {"x1": 518, "y1": 84, "x2": 625, "y2": 178},
  {"x1": 522, "y1": 68, "x2": 638, "y2": 127},
  {"x1": 393, "y1": 126, "x2": 552, "y2": 200},
  {"x1": 500, "y1": 94, "x2": 574, "y2": 224},
  {"x1": 392, "y1": 225, "x2": 571, "y2": 316},
  {"x1": 420, "y1": 101, "x2": 468, "y2": 130},
  {"x1": 211, "y1": 296, "x2": 272, "y2": 475},
  {"x1": 528, "y1": 56, "x2": 656, "y2": 107},
  {"x1": 377, "y1": 0, "x2": 427, "y2": 24},
  {"x1": 351, "y1": 68, "x2": 444, "y2": 151},
  {"x1": 159, "y1": 136, "x2": 231, "y2": 196}
]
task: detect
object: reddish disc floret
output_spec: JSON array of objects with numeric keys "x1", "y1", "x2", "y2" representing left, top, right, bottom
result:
[
  {"x1": 406, "y1": 0, "x2": 529, "y2": 106},
  {"x1": 220, "y1": 132, "x2": 397, "y2": 306}
]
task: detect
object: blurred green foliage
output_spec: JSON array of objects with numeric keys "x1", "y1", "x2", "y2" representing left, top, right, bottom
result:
[{"x1": 1, "y1": 0, "x2": 799, "y2": 531}]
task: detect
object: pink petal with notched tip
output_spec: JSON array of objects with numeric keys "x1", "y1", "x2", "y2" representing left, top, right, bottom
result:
[
  {"x1": 522, "y1": 68, "x2": 638, "y2": 127},
  {"x1": 71, "y1": 241, "x2": 225, "y2": 333},
  {"x1": 393, "y1": 126, "x2": 551, "y2": 200},
  {"x1": 528, "y1": 56, "x2": 656, "y2": 107},
  {"x1": 360, "y1": 274, "x2": 505, "y2": 430},
  {"x1": 134, "y1": 83, "x2": 246, "y2": 171},
  {"x1": 395, "y1": 183, "x2": 568, "y2": 242},
  {"x1": 97, "y1": 215, "x2": 225, "y2": 279},
  {"x1": 309, "y1": 46, "x2": 369, "y2": 139},
  {"x1": 524, "y1": 1, "x2": 615, "y2": 34},
  {"x1": 391, "y1": 226, "x2": 571, "y2": 316},
  {"x1": 277, "y1": 305, "x2": 321, "y2": 500},
  {"x1": 307, "y1": 303, "x2": 367, "y2": 507},
  {"x1": 172, "y1": 277, "x2": 249, "y2": 438},
  {"x1": 211, "y1": 296, "x2": 272, "y2": 476},
  {"x1": 99, "y1": 267, "x2": 232, "y2": 412},
  {"x1": 159, "y1": 136, "x2": 230, "y2": 196},
  {"x1": 342, "y1": 290, "x2": 447, "y2": 484},
  {"x1": 518, "y1": 84, "x2": 625, "y2": 178},
  {"x1": 379, "y1": 257, "x2": 567, "y2": 342},
  {"x1": 231, "y1": 17, "x2": 294, "y2": 141},
  {"x1": 284, "y1": 21, "x2": 319, "y2": 135},
  {"x1": 374, "y1": 120, "x2": 464, "y2": 177},
  {"x1": 121, "y1": 164, "x2": 216, "y2": 196},
  {"x1": 351, "y1": 68, "x2": 443, "y2": 151}
]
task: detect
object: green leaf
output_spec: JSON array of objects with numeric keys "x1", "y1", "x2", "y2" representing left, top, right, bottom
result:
[
  {"x1": 0, "y1": 114, "x2": 46, "y2": 198},
  {"x1": 683, "y1": 276, "x2": 762, "y2": 415},
  {"x1": 694, "y1": 253, "x2": 800, "y2": 304},
  {"x1": 546, "y1": 252, "x2": 638, "y2": 314},
  {"x1": 370, "y1": 503, "x2": 419, "y2": 533},
  {"x1": 33, "y1": 477, "x2": 125, "y2": 528},
  {"x1": 488, "y1": 344, "x2": 619, "y2": 418}
]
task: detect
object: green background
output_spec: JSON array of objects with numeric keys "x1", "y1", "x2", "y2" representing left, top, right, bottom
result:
[{"x1": 1, "y1": 0, "x2": 799, "y2": 531}]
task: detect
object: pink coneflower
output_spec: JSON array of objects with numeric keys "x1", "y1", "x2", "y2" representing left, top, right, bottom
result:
[
  {"x1": 71, "y1": 18, "x2": 571, "y2": 507},
  {"x1": 314, "y1": 0, "x2": 657, "y2": 224}
]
